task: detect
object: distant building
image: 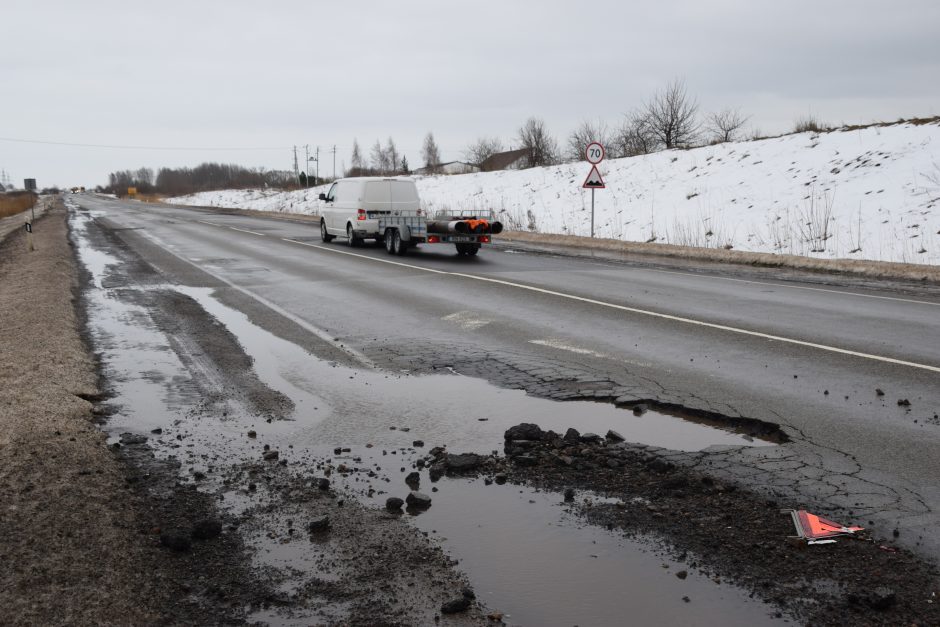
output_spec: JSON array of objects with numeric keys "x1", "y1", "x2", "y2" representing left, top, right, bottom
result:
[
  {"x1": 479, "y1": 148, "x2": 528, "y2": 172},
  {"x1": 414, "y1": 161, "x2": 480, "y2": 176}
]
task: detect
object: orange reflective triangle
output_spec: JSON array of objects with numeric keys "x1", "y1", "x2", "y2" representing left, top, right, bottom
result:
[{"x1": 795, "y1": 510, "x2": 864, "y2": 539}]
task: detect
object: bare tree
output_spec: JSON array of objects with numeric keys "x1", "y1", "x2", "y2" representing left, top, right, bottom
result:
[
  {"x1": 386, "y1": 137, "x2": 400, "y2": 175},
  {"x1": 422, "y1": 132, "x2": 441, "y2": 173},
  {"x1": 566, "y1": 119, "x2": 612, "y2": 162},
  {"x1": 517, "y1": 117, "x2": 559, "y2": 168},
  {"x1": 612, "y1": 111, "x2": 660, "y2": 157},
  {"x1": 370, "y1": 139, "x2": 388, "y2": 174},
  {"x1": 706, "y1": 108, "x2": 750, "y2": 143},
  {"x1": 463, "y1": 136, "x2": 504, "y2": 167},
  {"x1": 643, "y1": 78, "x2": 700, "y2": 149},
  {"x1": 350, "y1": 139, "x2": 363, "y2": 173}
]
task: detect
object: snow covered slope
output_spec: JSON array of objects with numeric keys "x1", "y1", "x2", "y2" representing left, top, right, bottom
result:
[{"x1": 168, "y1": 120, "x2": 940, "y2": 265}]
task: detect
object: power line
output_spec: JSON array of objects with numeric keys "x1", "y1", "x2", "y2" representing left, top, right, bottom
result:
[{"x1": 0, "y1": 136, "x2": 288, "y2": 151}]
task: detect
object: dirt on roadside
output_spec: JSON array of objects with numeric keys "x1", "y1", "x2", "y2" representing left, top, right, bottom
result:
[{"x1": 0, "y1": 202, "x2": 169, "y2": 624}]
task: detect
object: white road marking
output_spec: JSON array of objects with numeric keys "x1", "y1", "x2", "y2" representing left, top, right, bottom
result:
[
  {"x1": 196, "y1": 220, "x2": 218, "y2": 226},
  {"x1": 276, "y1": 237, "x2": 940, "y2": 374},
  {"x1": 139, "y1": 231, "x2": 376, "y2": 369},
  {"x1": 228, "y1": 226, "x2": 266, "y2": 236},
  {"x1": 529, "y1": 339, "x2": 610, "y2": 358},
  {"x1": 281, "y1": 238, "x2": 450, "y2": 274},
  {"x1": 529, "y1": 339, "x2": 653, "y2": 368},
  {"x1": 442, "y1": 311, "x2": 492, "y2": 330}
]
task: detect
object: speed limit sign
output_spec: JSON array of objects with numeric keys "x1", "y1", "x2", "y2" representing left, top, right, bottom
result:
[{"x1": 585, "y1": 142, "x2": 605, "y2": 164}]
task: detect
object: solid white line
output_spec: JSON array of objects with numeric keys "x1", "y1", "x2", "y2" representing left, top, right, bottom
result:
[
  {"x1": 281, "y1": 238, "x2": 450, "y2": 274},
  {"x1": 140, "y1": 232, "x2": 376, "y2": 369},
  {"x1": 451, "y1": 272, "x2": 940, "y2": 374},
  {"x1": 277, "y1": 237, "x2": 940, "y2": 374}
]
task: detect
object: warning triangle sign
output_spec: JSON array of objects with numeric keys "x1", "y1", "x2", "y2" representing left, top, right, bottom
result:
[
  {"x1": 787, "y1": 509, "x2": 864, "y2": 541},
  {"x1": 582, "y1": 165, "x2": 605, "y2": 189}
]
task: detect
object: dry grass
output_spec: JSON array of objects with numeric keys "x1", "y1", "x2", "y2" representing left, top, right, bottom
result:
[{"x1": 0, "y1": 192, "x2": 37, "y2": 218}]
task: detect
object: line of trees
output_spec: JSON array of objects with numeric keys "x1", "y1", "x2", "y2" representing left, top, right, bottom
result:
[
  {"x1": 341, "y1": 81, "x2": 749, "y2": 179},
  {"x1": 105, "y1": 163, "x2": 296, "y2": 196},
  {"x1": 454, "y1": 78, "x2": 752, "y2": 170}
]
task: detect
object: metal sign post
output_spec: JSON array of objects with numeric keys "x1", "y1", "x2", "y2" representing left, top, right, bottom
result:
[{"x1": 583, "y1": 142, "x2": 606, "y2": 238}]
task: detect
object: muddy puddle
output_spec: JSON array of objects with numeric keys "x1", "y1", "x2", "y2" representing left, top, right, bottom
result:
[{"x1": 72, "y1": 209, "x2": 783, "y2": 625}]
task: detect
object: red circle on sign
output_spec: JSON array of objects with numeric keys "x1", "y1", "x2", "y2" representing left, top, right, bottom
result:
[{"x1": 585, "y1": 142, "x2": 605, "y2": 164}]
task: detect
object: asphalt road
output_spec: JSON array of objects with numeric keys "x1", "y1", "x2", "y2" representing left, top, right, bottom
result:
[{"x1": 74, "y1": 194, "x2": 940, "y2": 560}]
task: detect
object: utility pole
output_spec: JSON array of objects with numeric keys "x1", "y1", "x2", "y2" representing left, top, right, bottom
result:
[
  {"x1": 332, "y1": 145, "x2": 337, "y2": 180},
  {"x1": 292, "y1": 146, "x2": 299, "y2": 180},
  {"x1": 304, "y1": 145, "x2": 310, "y2": 188},
  {"x1": 308, "y1": 150, "x2": 318, "y2": 187}
]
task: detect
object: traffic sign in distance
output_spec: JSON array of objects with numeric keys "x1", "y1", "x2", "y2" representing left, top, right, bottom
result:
[
  {"x1": 585, "y1": 142, "x2": 605, "y2": 164},
  {"x1": 583, "y1": 165, "x2": 605, "y2": 189}
]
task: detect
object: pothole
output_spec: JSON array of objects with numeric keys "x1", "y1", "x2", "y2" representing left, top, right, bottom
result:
[{"x1": 71, "y1": 208, "x2": 784, "y2": 625}]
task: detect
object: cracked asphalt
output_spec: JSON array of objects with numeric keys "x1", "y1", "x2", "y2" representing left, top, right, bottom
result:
[
  {"x1": 64, "y1": 195, "x2": 940, "y2": 624},
  {"x1": 74, "y1": 194, "x2": 940, "y2": 563}
]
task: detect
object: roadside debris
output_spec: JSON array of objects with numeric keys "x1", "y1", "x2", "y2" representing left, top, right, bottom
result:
[{"x1": 785, "y1": 509, "x2": 864, "y2": 544}]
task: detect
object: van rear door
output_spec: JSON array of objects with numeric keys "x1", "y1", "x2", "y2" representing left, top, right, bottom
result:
[
  {"x1": 363, "y1": 181, "x2": 390, "y2": 215},
  {"x1": 390, "y1": 180, "x2": 419, "y2": 213}
]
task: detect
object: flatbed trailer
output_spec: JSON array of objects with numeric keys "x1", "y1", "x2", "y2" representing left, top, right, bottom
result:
[{"x1": 370, "y1": 209, "x2": 502, "y2": 256}]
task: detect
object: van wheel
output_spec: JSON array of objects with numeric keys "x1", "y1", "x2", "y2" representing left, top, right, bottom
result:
[
  {"x1": 385, "y1": 229, "x2": 396, "y2": 255},
  {"x1": 320, "y1": 220, "x2": 334, "y2": 242},
  {"x1": 346, "y1": 224, "x2": 361, "y2": 247},
  {"x1": 393, "y1": 229, "x2": 408, "y2": 256}
]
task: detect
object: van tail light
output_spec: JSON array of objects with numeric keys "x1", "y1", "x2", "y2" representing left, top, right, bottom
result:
[
  {"x1": 479, "y1": 235, "x2": 490, "y2": 243},
  {"x1": 428, "y1": 235, "x2": 440, "y2": 243},
  {"x1": 357, "y1": 209, "x2": 366, "y2": 221}
]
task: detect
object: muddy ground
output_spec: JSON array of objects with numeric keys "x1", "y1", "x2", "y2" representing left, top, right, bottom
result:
[
  {"x1": 471, "y1": 423, "x2": 940, "y2": 625},
  {"x1": 1, "y1": 202, "x2": 490, "y2": 625}
]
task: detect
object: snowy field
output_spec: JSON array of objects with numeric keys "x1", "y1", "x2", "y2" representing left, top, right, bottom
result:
[{"x1": 168, "y1": 121, "x2": 940, "y2": 265}]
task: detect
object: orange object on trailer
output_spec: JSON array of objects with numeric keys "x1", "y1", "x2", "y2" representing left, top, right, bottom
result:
[
  {"x1": 464, "y1": 218, "x2": 490, "y2": 233},
  {"x1": 785, "y1": 509, "x2": 864, "y2": 543}
]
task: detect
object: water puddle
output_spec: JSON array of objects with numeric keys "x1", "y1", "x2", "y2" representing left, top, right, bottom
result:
[
  {"x1": 71, "y1": 208, "x2": 783, "y2": 625},
  {"x1": 387, "y1": 478, "x2": 779, "y2": 626}
]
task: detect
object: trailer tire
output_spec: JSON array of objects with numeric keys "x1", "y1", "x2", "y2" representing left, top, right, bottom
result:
[
  {"x1": 320, "y1": 220, "x2": 334, "y2": 243},
  {"x1": 465, "y1": 244, "x2": 480, "y2": 256},
  {"x1": 385, "y1": 229, "x2": 396, "y2": 254},
  {"x1": 393, "y1": 229, "x2": 408, "y2": 256}
]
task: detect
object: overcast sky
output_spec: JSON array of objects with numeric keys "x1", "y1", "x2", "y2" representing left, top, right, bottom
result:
[{"x1": 2, "y1": 0, "x2": 938, "y2": 188}]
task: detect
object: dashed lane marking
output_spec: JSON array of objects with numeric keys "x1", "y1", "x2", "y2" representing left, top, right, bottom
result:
[{"x1": 278, "y1": 236, "x2": 940, "y2": 375}]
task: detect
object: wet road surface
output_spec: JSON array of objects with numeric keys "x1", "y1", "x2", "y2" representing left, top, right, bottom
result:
[{"x1": 69, "y1": 194, "x2": 940, "y2": 623}]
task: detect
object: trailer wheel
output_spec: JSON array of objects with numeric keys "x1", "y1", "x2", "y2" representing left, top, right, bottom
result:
[
  {"x1": 465, "y1": 244, "x2": 480, "y2": 256},
  {"x1": 320, "y1": 220, "x2": 334, "y2": 243},
  {"x1": 393, "y1": 229, "x2": 408, "y2": 256},
  {"x1": 385, "y1": 229, "x2": 396, "y2": 254},
  {"x1": 346, "y1": 224, "x2": 361, "y2": 247}
]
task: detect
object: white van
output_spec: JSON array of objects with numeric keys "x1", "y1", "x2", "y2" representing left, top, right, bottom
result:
[{"x1": 318, "y1": 177, "x2": 420, "y2": 246}]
